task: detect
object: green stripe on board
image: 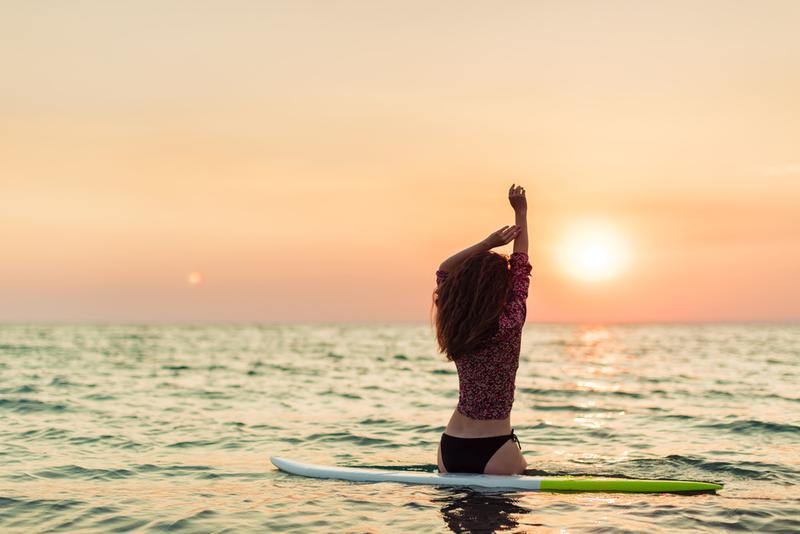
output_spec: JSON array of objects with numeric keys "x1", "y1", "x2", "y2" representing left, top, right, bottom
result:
[{"x1": 539, "y1": 478, "x2": 723, "y2": 493}]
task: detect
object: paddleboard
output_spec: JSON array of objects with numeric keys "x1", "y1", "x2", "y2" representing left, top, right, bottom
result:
[{"x1": 270, "y1": 456, "x2": 722, "y2": 493}]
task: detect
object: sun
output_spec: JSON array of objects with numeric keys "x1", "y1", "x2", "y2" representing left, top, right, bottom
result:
[
  {"x1": 187, "y1": 271, "x2": 204, "y2": 287},
  {"x1": 556, "y1": 222, "x2": 629, "y2": 282}
]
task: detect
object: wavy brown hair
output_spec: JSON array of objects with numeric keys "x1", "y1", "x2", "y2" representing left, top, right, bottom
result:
[{"x1": 431, "y1": 251, "x2": 512, "y2": 361}]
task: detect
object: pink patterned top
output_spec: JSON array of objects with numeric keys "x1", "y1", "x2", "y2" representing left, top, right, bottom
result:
[{"x1": 435, "y1": 252, "x2": 532, "y2": 420}]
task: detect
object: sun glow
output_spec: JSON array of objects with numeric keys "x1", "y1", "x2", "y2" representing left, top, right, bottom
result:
[
  {"x1": 557, "y1": 222, "x2": 630, "y2": 282},
  {"x1": 187, "y1": 271, "x2": 204, "y2": 287}
]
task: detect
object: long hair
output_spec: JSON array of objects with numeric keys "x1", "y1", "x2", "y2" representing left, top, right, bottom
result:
[{"x1": 432, "y1": 251, "x2": 512, "y2": 361}]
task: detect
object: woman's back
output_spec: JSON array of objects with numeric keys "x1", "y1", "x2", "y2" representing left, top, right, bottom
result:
[{"x1": 436, "y1": 251, "x2": 532, "y2": 420}]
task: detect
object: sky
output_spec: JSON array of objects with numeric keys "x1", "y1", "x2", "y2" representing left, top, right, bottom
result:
[{"x1": 2, "y1": 1, "x2": 799, "y2": 323}]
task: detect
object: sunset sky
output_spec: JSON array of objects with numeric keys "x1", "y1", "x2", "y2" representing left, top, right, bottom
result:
[{"x1": 2, "y1": 1, "x2": 799, "y2": 323}]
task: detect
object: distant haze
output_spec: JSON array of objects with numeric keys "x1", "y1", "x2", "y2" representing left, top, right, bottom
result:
[{"x1": 2, "y1": 1, "x2": 799, "y2": 323}]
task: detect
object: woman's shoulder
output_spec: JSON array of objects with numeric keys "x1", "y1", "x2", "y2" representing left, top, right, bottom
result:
[{"x1": 509, "y1": 251, "x2": 531, "y2": 268}]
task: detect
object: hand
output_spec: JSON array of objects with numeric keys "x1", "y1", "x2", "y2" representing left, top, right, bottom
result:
[
  {"x1": 483, "y1": 225, "x2": 522, "y2": 249},
  {"x1": 509, "y1": 183, "x2": 527, "y2": 212}
]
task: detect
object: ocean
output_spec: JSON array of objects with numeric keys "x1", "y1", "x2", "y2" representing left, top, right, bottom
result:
[{"x1": 1, "y1": 323, "x2": 798, "y2": 533}]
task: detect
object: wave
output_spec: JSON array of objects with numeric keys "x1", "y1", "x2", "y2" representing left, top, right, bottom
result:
[
  {"x1": 698, "y1": 419, "x2": 800, "y2": 435},
  {"x1": 615, "y1": 455, "x2": 799, "y2": 483},
  {"x1": 167, "y1": 438, "x2": 235, "y2": 449},
  {"x1": 26, "y1": 465, "x2": 136, "y2": 481},
  {"x1": 303, "y1": 431, "x2": 398, "y2": 447},
  {"x1": 0, "y1": 343, "x2": 60, "y2": 353},
  {"x1": 0, "y1": 398, "x2": 70, "y2": 413},
  {"x1": 519, "y1": 387, "x2": 643, "y2": 398},
  {"x1": 530, "y1": 403, "x2": 625, "y2": 412},
  {"x1": 0, "y1": 385, "x2": 38, "y2": 394}
]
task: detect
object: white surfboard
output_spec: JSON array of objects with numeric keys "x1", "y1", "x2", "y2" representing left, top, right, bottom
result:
[{"x1": 270, "y1": 456, "x2": 723, "y2": 493}]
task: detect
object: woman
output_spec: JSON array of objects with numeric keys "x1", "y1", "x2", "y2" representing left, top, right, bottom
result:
[{"x1": 432, "y1": 184, "x2": 531, "y2": 475}]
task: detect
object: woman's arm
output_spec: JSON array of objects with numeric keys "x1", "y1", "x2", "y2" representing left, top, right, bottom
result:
[
  {"x1": 438, "y1": 225, "x2": 521, "y2": 272},
  {"x1": 509, "y1": 184, "x2": 528, "y2": 255}
]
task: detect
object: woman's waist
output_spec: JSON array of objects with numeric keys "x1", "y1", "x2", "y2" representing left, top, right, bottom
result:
[{"x1": 445, "y1": 407, "x2": 512, "y2": 437}]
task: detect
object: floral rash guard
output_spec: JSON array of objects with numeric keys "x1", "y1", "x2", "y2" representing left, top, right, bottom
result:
[{"x1": 435, "y1": 252, "x2": 532, "y2": 420}]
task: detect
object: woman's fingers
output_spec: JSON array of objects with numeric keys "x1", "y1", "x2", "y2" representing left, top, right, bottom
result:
[
  {"x1": 490, "y1": 223, "x2": 520, "y2": 246},
  {"x1": 502, "y1": 226, "x2": 519, "y2": 241}
]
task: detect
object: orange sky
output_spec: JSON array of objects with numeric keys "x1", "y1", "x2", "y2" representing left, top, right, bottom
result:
[{"x1": 2, "y1": 1, "x2": 799, "y2": 323}]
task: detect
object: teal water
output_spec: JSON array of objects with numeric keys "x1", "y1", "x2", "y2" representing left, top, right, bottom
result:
[{"x1": 1, "y1": 323, "x2": 798, "y2": 533}]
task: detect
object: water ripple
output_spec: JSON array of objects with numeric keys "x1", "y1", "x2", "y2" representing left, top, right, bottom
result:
[{"x1": 0, "y1": 323, "x2": 798, "y2": 532}]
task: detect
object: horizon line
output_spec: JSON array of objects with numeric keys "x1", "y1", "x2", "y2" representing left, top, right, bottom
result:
[{"x1": 0, "y1": 319, "x2": 798, "y2": 327}]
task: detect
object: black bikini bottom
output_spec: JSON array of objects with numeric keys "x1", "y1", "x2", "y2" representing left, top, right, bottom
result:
[{"x1": 439, "y1": 428, "x2": 522, "y2": 474}]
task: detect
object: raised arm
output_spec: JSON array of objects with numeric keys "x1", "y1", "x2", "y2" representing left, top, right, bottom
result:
[
  {"x1": 496, "y1": 184, "x2": 531, "y2": 333},
  {"x1": 438, "y1": 225, "x2": 521, "y2": 272},
  {"x1": 509, "y1": 184, "x2": 528, "y2": 254}
]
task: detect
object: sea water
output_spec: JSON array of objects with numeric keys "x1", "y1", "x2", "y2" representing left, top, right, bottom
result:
[{"x1": 0, "y1": 323, "x2": 798, "y2": 533}]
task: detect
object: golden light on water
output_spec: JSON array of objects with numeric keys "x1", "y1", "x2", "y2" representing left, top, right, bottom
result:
[{"x1": 557, "y1": 222, "x2": 630, "y2": 282}]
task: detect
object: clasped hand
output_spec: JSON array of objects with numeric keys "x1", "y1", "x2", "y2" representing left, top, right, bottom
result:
[{"x1": 482, "y1": 184, "x2": 527, "y2": 249}]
